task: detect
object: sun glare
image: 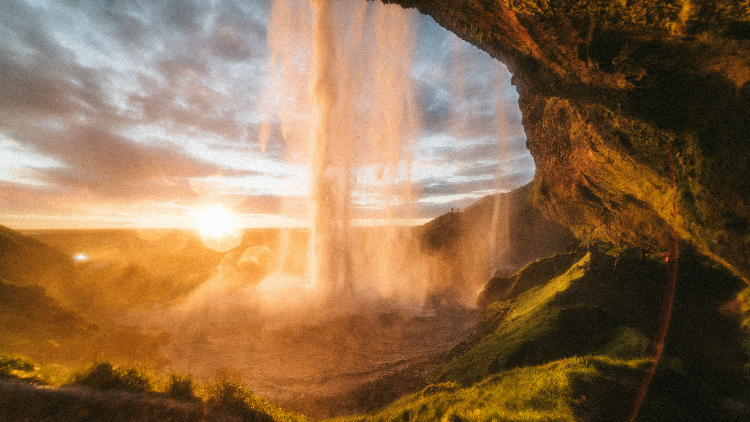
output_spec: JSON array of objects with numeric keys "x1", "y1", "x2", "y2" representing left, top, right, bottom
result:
[{"x1": 193, "y1": 206, "x2": 238, "y2": 239}]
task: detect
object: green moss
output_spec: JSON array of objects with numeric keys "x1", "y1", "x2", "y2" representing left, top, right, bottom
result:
[
  {"x1": 509, "y1": 254, "x2": 588, "y2": 320},
  {"x1": 515, "y1": 253, "x2": 585, "y2": 290},
  {"x1": 434, "y1": 306, "x2": 559, "y2": 386},
  {"x1": 479, "y1": 252, "x2": 584, "y2": 306},
  {"x1": 435, "y1": 254, "x2": 624, "y2": 386},
  {"x1": 599, "y1": 325, "x2": 652, "y2": 359},
  {"x1": 332, "y1": 356, "x2": 649, "y2": 422}
]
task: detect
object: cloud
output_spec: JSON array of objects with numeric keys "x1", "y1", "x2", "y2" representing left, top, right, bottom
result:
[
  {"x1": 0, "y1": 180, "x2": 71, "y2": 215},
  {"x1": 0, "y1": 0, "x2": 535, "y2": 227}
]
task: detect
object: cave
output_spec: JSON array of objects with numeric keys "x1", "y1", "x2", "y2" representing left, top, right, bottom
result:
[{"x1": 384, "y1": 0, "x2": 750, "y2": 283}]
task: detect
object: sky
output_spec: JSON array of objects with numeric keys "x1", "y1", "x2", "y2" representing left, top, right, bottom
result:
[{"x1": 0, "y1": 0, "x2": 534, "y2": 229}]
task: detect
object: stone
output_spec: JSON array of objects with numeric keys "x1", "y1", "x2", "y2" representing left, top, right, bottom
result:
[{"x1": 383, "y1": 0, "x2": 750, "y2": 281}]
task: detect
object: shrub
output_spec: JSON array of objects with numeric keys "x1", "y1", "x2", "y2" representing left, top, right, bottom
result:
[
  {"x1": 72, "y1": 362, "x2": 151, "y2": 393},
  {"x1": 0, "y1": 355, "x2": 37, "y2": 381},
  {"x1": 166, "y1": 372, "x2": 196, "y2": 400},
  {"x1": 207, "y1": 378, "x2": 274, "y2": 422}
]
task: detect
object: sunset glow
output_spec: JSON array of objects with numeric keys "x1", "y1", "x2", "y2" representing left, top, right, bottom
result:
[
  {"x1": 0, "y1": 0, "x2": 532, "y2": 230},
  {"x1": 193, "y1": 206, "x2": 238, "y2": 240}
]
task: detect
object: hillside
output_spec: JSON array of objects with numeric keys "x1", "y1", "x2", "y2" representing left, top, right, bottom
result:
[
  {"x1": 337, "y1": 244, "x2": 750, "y2": 422},
  {"x1": 0, "y1": 225, "x2": 80, "y2": 308},
  {"x1": 2, "y1": 209, "x2": 750, "y2": 420},
  {"x1": 0, "y1": 277, "x2": 167, "y2": 369},
  {"x1": 4, "y1": 243, "x2": 745, "y2": 421},
  {"x1": 417, "y1": 182, "x2": 576, "y2": 305},
  {"x1": 0, "y1": 225, "x2": 168, "y2": 369}
]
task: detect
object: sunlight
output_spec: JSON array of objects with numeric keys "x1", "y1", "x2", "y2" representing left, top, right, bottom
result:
[
  {"x1": 193, "y1": 205, "x2": 243, "y2": 252},
  {"x1": 193, "y1": 205, "x2": 238, "y2": 239}
]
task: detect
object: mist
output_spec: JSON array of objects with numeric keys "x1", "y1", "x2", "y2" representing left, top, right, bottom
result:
[
  {"x1": 123, "y1": 0, "x2": 519, "y2": 402},
  {"x1": 3, "y1": 0, "x2": 527, "y2": 415},
  {"x1": 76, "y1": 226, "x2": 485, "y2": 404}
]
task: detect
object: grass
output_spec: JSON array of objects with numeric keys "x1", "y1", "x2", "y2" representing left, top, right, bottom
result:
[
  {"x1": 198, "y1": 376, "x2": 313, "y2": 422},
  {"x1": 0, "y1": 354, "x2": 39, "y2": 382},
  {"x1": 332, "y1": 356, "x2": 650, "y2": 422},
  {"x1": 427, "y1": 244, "x2": 750, "y2": 422},
  {"x1": 599, "y1": 326, "x2": 652, "y2": 360},
  {"x1": 507, "y1": 253, "x2": 588, "y2": 320},
  {"x1": 434, "y1": 254, "x2": 601, "y2": 386},
  {"x1": 0, "y1": 355, "x2": 312, "y2": 421},
  {"x1": 3, "y1": 245, "x2": 748, "y2": 421},
  {"x1": 204, "y1": 377, "x2": 276, "y2": 421},
  {"x1": 0, "y1": 354, "x2": 83, "y2": 387},
  {"x1": 478, "y1": 252, "x2": 585, "y2": 307}
]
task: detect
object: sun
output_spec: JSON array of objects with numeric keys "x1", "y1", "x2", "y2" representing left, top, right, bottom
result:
[{"x1": 193, "y1": 205, "x2": 238, "y2": 240}]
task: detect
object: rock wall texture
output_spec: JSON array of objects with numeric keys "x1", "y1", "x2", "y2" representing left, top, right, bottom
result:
[{"x1": 384, "y1": 0, "x2": 750, "y2": 281}]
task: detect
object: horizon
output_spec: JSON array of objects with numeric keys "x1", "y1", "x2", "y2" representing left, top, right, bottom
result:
[
  {"x1": 7, "y1": 217, "x2": 435, "y2": 231},
  {"x1": 0, "y1": 0, "x2": 533, "y2": 231}
]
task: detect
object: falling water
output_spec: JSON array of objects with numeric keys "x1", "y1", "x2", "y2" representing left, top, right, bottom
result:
[
  {"x1": 448, "y1": 35, "x2": 514, "y2": 278},
  {"x1": 265, "y1": 0, "x2": 419, "y2": 307},
  {"x1": 489, "y1": 65, "x2": 514, "y2": 276},
  {"x1": 119, "y1": 2, "x2": 517, "y2": 408}
]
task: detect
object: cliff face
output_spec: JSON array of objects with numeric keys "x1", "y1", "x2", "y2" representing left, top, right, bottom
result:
[
  {"x1": 384, "y1": 0, "x2": 750, "y2": 281},
  {"x1": 419, "y1": 183, "x2": 575, "y2": 284}
]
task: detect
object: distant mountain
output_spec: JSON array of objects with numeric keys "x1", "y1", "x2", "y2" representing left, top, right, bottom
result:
[
  {"x1": 0, "y1": 225, "x2": 167, "y2": 368},
  {"x1": 418, "y1": 183, "x2": 576, "y2": 301},
  {"x1": 0, "y1": 225, "x2": 80, "y2": 307},
  {"x1": 0, "y1": 277, "x2": 167, "y2": 367}
]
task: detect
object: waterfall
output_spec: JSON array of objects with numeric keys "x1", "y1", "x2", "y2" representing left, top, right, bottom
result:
[{"x1": 265, "y1": 0, "x2": 419, "y2": 305}]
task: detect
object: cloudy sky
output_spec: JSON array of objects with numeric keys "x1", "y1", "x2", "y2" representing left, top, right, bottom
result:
[{"x1": 0, "y1": 0, "x2": 533, "y2": 229}]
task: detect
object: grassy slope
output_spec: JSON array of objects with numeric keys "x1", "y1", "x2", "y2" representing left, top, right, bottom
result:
[
  {"x1": 0, "y1": 358, "x2": 312, "y2": 422},
  {"x1": 3, "y1": 223, "x2": 750, "y2": 420},
  {"x1": 0, "y1": 225, "x2": 80, "y2": 309},
  {"x1": 333, "y1": 245, "x2": 750, "y2": 422},
  {"x1": 0, "y1": 277, "x2": 168, "y2": 368},
  {"x1": 335, "y1": 356, "x2": 650, "y2": 422}
]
